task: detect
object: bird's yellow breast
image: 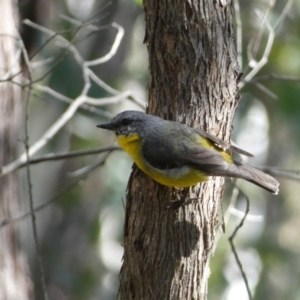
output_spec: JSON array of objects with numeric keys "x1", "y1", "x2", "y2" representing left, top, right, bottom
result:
[
  {"x1": 117, "y1": 134, "x2": 149, "y2": 175},
  {"x1": 116, "y1": 134, "x2": 209, "y2": 187},
  {"x1": 116, "y1": 134, "x2": 142, "y2": 164}
]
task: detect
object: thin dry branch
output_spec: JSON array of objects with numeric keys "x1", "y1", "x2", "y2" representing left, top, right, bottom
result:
[
  {"x1": 274, "y1": 0, "x2": 294, "y2": 30},
  {"x1": 0, "y1": 151, "x2": 113, "y2": 229},
  {"x1": 253, "y1": 82, "x2": 278, "y2": 99},
  {"x1": 228, "y1": 193, "x2": 252, "y2": 300},
  {"x1": 20, "y1": 34, "x2": 49, "y2": 300},
  {"x1": 250, "y1": 73, "x2": 300, "y2": 83},
  {"x1": 255, "y1": 166, "x2": 300, "y2": 182},
  {"x1": 240, "y1": 0, "x2": 294, "y2": 90},
  {"x1": 0, "y1": 19, "x2": 140, "y2": 179},
  {"x1": 233, "y1": 0, "x2": 242, "y2": 69},
  {"x1": 1, "y1": 145, "x2": 120, "y2": 176},
  {"x1": 239, "y1": 11, "x2": 274, "y2": 89},
  {"x1": 0, "y1": 34, "x2": 25, "y2": 85},
  {"x1": 85, "y1": 22, "x2": 124, "y2": 66},
  {"x1": 33, "y1": 85, "x2": 114, "y2": 117},
  {"x1": 250, "y1": 4, "x2": 273, "y2": 63}
]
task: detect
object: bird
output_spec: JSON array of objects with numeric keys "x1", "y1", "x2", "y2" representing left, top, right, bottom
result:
[{"x1": 97, "y1": 110, "x2": 279, "y2": 194}]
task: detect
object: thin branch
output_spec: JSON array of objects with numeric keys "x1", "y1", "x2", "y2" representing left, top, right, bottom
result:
[
  {"x1": 85, "y1": 93, "x2": 132, "y2": 106},
  {"x1": 253, "y1": 82, "x2": 278, "y2": 100},
  {"x1": 24, "y1": 21, "x2": 130, "y2": 99},
  {"x1": 0, "y1": 19, "x2": 135, "y2": 179},
  {"x1": 1, "y1": 145, "x2": 120, "y2": 175},
  {"x1": 87, "y1": 68, "x2": 121, "y2": 94},
  {"x1": 228, "y1": 193, "x2": 252, "y2": 300},
  {"x1": 9, "y1": 96, "x2": 84, "y2": 168},
  {"x1": 0, "y1": 151, "x2": 112, "y2": 229},
  {"x1": 1, "y1": 84, "x2": 88, "y2": 176},
  {"x1": 59, "y1": 10, "x2": 110, "y2": 33},
  {"x1": 255, "y1": 166, "x2": 300, "y2": 182},
  {"x1": 233, "y1": 0, "x2": 242, "y2": 69},
  {"x1": 229, "y1": 207, "x2": 263, "y2": 222},
  {"x1": 1, "y1": 45, "x2": 22, "y2": 80},
  {"x1": 239, "y1": 10, "x2": 274, "y2": 89},
  {"x1": 26, "y1": 20, "x2": 141, "y2": 111},
  {"x1": 251, "y1": 4, "x2": 273, "y2": 62},
  {"x1": 0, "y1": 34, "x2": 24, "y2": 85},
  {"x1": 59, "y1": 1, "x2": 113, "y2": 29},
  {"x1": 60, "y1": 15, "x2": 103, "y2": 31},
  {"x1": 22, "y1": 19, "x2": 92, "y2": 85},
  {"x1": 20, "y1": 37, "x2": 49, "y2": 300},
  {"x1": 85, "y1": 91, "x2": 146, "y2": 108},
  {"x1": 33, "y1": 84, "x2": 114, "y2": 117},
  {"x1": 30, "y1": 57, "x2": 55, "y2": 69},
  {"x1": 85, "y1": 22, "x2": 124, "y2": 67},
  {"x1": 35, "y1": 84, "x2": 73, "y2": 103},
  {"x1": 250, "y1": 73, "x2": 300, "y2": 83},
  {"x1": 224, "y1": 187, "x2": 239, "y2": 225},
  {"x1": 0, "y1": 24, "x2": 84, "y2": 84},
  {"x1": 274, "y1": 0, "x2": 294, "y2": 31},
  {"x1": 241, "y1": 0, "x2": 294, "y2": 90}
]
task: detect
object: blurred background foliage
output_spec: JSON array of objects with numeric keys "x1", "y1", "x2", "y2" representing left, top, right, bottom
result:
[{"x1": 12, "y1": 0, "x2": 300, "y2": 299}]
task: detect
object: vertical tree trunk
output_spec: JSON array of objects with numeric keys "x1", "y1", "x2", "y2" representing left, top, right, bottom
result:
[
  {"x1": 0, "y1": 0, "x2": 32, "y2": 299},
  {"x1": 119, "y1": 1, "x2": 240, "y2": 299}
]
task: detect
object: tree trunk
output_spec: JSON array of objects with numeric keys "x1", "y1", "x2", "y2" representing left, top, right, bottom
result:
[
  {"x1": 0, "y1": 0, "x2": 32, "y2": 299},
  {"x1": 119, "y1": 1, "x2": 240, "y2": 299}
]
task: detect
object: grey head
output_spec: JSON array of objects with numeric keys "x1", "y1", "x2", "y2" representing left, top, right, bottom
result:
[{"x1": 96, "y1": 110, "x2": 159, "y2": 136}]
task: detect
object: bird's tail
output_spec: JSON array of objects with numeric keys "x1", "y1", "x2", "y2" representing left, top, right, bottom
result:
[{"x1": 226, "y1": 161, "x2": 279, "y2": 194}]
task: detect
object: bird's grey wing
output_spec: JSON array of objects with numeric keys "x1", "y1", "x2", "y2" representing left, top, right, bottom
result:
[
  {"x1": 141, "y1": 134, "x2": 229, "y2": 174},
  {"x1": 183, "y1": 143, "x2": 230, "y2": 174},
  {"x1": 193, "y1": 128, "x2": 254, "y2": 157},
  {"x1": 141, "y1": 135, "x2": 187, "y2": 170}
]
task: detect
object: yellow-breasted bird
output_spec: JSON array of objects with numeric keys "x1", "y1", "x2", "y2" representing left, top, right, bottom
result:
[{"x1": 97, "y1": 110, "x2": 279, "y2": 194}]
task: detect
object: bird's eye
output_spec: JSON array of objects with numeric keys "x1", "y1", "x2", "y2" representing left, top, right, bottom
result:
[{"x1": 121, "y1": 118, "x2": 132, "y2": 126}]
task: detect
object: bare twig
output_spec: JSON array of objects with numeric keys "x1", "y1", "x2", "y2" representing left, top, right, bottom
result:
[
  {"x1": 84, "y1": 91, "x2": 146, "y2": 108},
  {"x1": 3, "y1": 95, "x2": 86, "y2": 172},
  {"x1": 33, "y1": 84, "x2": 114, "y2": 117},
  {"x1": 239, "y1": 10, "x2": 274, "y2": 89},
  {"x1": 233, "y1": 0, "x2": 242, "y2": 69},
  {"x1": 224, "y1": 187, "x2": 239, "y2": 225},
  {"x1": 253, "y1": 82, "x2": 278, "y2": 99},
  {"x1": 0, "y1": 25, "x2": 113, "y2": 176},
  {"x1": 0, "y1": 34, "x2": 24, "y2": 85},
  {"x1": 228, "y1": 193, "x2": 252, "y2": 300},
  {"x1": 0, "y1": 24, "x2": 85, "y2": 84},
  {"x1": 0, "y1": 145, "x2": 120, "y2": 177},
  {"x1": 241, "y1": 0, "x2": 294, "y2": 90},
  {"x1": 250, "y1": 4, "x2": 273, "y2": 63},
  {"x1": 59, "y1": 7, "x2": 111, "y2": 33},
  {"x1": 274, "y1": 0, "x2": 294, "y2": 31},
  {"x1": 255, "y1": 166, "x2": 300, "y2": 182},
  {"x1": 85, "y1": 22, "x2": 124, "y2": 66},
  {"x1": 0, "y1": 151, "x2": 112, "y2": 229},
  {"x1": 59, "y1": 1, "x2": 113, "y2": 30},
  {"x1": 0, "y1": 19, "x2": 140, "y2": 179},
  {"x1": 229, "y1": 207, "x2": 263, "y2": 222},
  {"x1": 31, "y1": 57, "x2": 55, "y2": 68},
  {"x1": 20, "y1": 36, "x2": 49, "y2": 300},
  {"x1": 60, "y1": 15, "x2": 102, "y2": 31},
  {"x1": 87, "y1": 67, "x2": 123, "y2": 94},
  {"x1": 35, "y1": 84, "x2": 74, "y2": 103},
  {"x1": 250, "y1": 73, "x2": 300, "y2": 83},
  {"x1": 21, "y1": 16, "x2": 111, "y2": 84}
]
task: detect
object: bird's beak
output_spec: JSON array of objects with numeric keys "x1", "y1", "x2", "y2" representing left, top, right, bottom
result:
[{"x1": 96, "y1": 123, "x2": 116, "y2": 131}]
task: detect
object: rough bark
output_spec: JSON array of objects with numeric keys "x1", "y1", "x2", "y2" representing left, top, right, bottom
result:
[
  {"x1": 0, "y1": 0, "x2": 32, "y2": 299},
  {"x1": 119, "y1": 1, "x2": 240, "y2": 299}
]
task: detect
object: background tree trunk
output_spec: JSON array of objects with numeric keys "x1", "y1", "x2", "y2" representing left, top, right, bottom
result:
[
  {"x1": 0, "y1": 0, "x2": 32, "y2": 299},
  {"x1": 119, "y1": 1, "x2": 240, "y2": 299}
]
